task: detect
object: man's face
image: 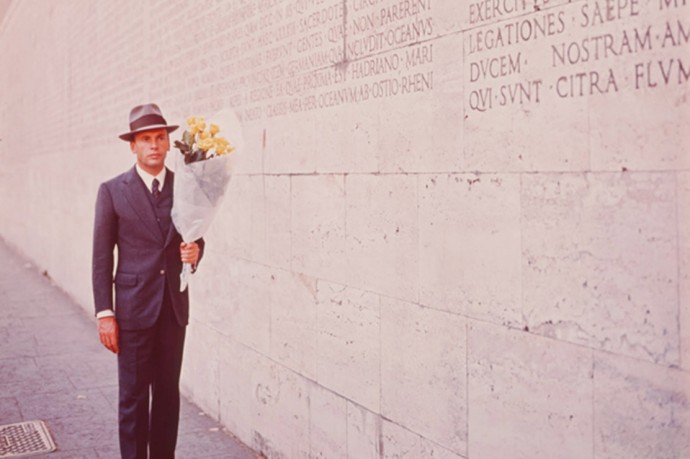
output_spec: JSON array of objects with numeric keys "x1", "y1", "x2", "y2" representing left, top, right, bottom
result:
[{"x1": 130, "y1": 128, "x2": 169, "y2": 174}]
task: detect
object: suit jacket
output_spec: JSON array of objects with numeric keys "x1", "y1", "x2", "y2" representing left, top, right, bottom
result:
[{"x1": 92, "y1": 166, "x2": 204, "y2": 330}]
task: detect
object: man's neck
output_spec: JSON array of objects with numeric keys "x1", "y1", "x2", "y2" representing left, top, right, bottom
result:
[{"x1": 138, "y1": 163, "x2": 164, "y2": 176}]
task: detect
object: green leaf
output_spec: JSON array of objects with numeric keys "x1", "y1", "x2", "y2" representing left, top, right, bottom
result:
[
  {"x1": 173, "y1": 140, "x2": 190, "y2": 154},
  {"x1": 183, "y1": 130, "x2": 194, "y2": 146}
]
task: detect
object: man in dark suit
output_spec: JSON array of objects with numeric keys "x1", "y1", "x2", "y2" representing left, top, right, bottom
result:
[{"x1": 92, "y1": 103, "x2": 204, "y2": 459}]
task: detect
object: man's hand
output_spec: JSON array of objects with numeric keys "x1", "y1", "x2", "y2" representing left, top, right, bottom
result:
[
  {"x1": 180, "y1": 242, "x2": 200, "y2": 265},
  {"x1": 98, "y1": 316, "x2": 119, "y2": 354}
]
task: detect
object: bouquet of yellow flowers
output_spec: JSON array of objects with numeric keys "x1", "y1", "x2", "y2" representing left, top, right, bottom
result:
[
  {"x1": 174, "y1": 116, "x2": 235, "y2": 164},
  {"x1": 171, "y1": 109, "x2": 242, "y2": 291}
]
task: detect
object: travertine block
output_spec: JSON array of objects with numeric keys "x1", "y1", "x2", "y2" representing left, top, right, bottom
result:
[
  {"x1": 259, "y1": 0, "x2": 463, "y2": 174},
  {"x1": 457, "y1": 0, "x2": 572, "y2": 30},
  {"x1": 188, "y1": 247, "x2": 238, "y2": 328},
  {"x1": 212, "y1": 174, "x2": 267, "y2": 263},
  {"x1": 291, "y1": 174, "x2": 347, "y2": 283},
  {"x1": 263, "y1": 113, "x2": 322, "y2": 174},
  {"x1": 344, "y1": 0, "x2": 466, "y2": 57},
  {"x1": 265, "y1": 175, "x2": 292, "y2": 270},
  {"x1": 252, "y1": 362, "x2": 311, "y2": 459},
  {"x1": 381, "y1": 420, "x2": 464, "y2": 459},
  {"x1": 195, "y1": 258, "x2": 271, "y2": 354},
  {"x1": 380, "y1": 297, "x2": 467, "y2": 455},
  {"x1": 309, "y1": 384, "x2": 347, "y2": 459},
  {"x1": 218, "y1": 340, "x2": 258, "y2": 447},
  {"x1": 419, "y1": 173, "x2": 522, "y2": 326},
  {"x1": 181, "y1": 320, "x2": 221, "y2": 420},
  {"x1": 345, "y1": 0, "x2": 436, "y2": 60},
  {"x1": 593, "y1": 351, "x2": 690, "y2": 459},
  {"x1": 269, "y1": 268, "x2": 319, "y2": 379},
  {"x1": 367, "y1": 35, "x2": 464, "y2": 173},
  {"x1": 316, "y1": 281, "x2": 380, "y2": 411},
  {"x1": 463, "y1": 1, "x2": 590, "y2": 172},
  {"x1": 219, "y1": 343, "x2": 311, "y2": 459},
  {"x1": 522, "y1": 172, "x2": 679, "y2": 365},
  {"x1": 314, "y1": 103, "x2": 380, "y2": 174},
  {"x1": 346, "y1": 402, "x2": 381, "y2": 459},
  {"x1": 678, "y1": 172, "x2": 690, "y2": 371},
  {"x1": 468, "y1": 321, "x2": 593, "y2": 459},
  {"x1": 588, "y1": 1, "x2": 690, "y2": 170},
  {"x1": 345, "y1": 174, "x2": 418, "y2": 302}
]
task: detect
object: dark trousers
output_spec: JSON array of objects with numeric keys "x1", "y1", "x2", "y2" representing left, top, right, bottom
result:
[{"x1": 117, "y1": 288, "x2": 186, "y2": 459}]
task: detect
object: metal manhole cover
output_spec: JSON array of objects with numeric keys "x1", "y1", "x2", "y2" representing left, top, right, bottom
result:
[{"x1": 0, "y1": 421, "x2": 56, "y2": 458}]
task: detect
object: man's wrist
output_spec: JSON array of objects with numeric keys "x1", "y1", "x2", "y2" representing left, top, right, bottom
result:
[{"x1": 96, "y1": 310, "x2": 115, "y2": 319}]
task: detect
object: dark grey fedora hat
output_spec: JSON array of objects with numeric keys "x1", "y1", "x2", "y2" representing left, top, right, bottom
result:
[{"x1": 119, "y1": 103, "x2": 179, "y2": 141}]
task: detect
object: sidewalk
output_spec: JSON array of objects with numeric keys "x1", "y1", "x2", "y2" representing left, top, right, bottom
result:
[{"x1": 0, "y1": 239, "x2": 258, "y2": 459}]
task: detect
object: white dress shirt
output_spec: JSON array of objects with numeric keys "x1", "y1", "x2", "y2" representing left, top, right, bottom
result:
[{"x1": 135, "y1": 164, "x2": 166, "y2": 194}]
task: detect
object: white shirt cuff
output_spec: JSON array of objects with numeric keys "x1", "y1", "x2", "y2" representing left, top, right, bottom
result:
[{"x1": 96, "y1": 310, "x2": 115, "y2": 319}]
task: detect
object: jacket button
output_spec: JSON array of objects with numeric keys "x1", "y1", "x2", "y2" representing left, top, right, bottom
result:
[{"x1": 160, "y1": 269, "x2": 165, "y2": 275}]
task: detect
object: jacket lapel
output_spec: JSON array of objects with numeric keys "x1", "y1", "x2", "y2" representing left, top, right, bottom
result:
[{"x1": 121, "y1": 166, "x2": 165, "y2": 243}]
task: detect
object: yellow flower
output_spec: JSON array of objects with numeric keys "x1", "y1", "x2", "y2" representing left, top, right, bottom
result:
[
  {"x1": 198, "y1": 138, "x2": 215, "y2": 151},
  {"x1": 214, "y1": 137, "x2": 225, "y2": 148},
  {"x1": 214, "y1": 136, "x2": 234, "y2": 155},
  {"x1": 179, "y1": 116, "x2": 235, "y2": 158}
]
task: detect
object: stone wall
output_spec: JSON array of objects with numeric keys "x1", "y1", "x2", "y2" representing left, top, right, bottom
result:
[{"x1": 0, "y1": 0, "x2": 688, "y2": 457}]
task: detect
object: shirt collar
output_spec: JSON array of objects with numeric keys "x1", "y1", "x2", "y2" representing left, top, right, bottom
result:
[{"x1": 135, "y1": 164, "x2": 166, "y2": 191}]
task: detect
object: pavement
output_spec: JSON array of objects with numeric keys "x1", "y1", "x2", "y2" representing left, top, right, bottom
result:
[{"x1": 0, "y1": 238, "x2": 258, "y2": 459}]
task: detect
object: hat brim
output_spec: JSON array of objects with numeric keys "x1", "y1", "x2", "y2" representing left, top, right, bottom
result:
[{"x1": 119, "y1": 124, "x2": 179, "y2": 141}]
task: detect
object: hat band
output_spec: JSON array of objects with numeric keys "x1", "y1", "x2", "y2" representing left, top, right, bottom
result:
[{"x1": 130, "y1": 114, "x2": 167, "y2": 132}]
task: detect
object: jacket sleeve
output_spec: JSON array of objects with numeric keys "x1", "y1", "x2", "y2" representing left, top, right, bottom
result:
[{"x1": 92, "y1": 183, "x2": 117, "y2": 316}]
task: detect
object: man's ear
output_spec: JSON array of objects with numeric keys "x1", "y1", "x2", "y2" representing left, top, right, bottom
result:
[{"x1": 130, "y1": 141, "x2": 135, "y2": 152}]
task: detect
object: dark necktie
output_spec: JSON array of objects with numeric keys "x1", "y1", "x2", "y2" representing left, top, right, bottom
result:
[{"x1": 151, "y1": 178, "x2": 160, "y2": 200}]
